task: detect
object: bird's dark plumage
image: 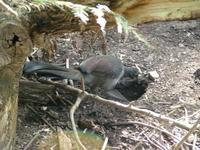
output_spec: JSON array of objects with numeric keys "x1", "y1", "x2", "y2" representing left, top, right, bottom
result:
[
  {"x1": 23, "y1": 55, "x2": 139, "y2": 101},
  {"x1": 77, "y1": 55, "x2": 124, "y2": 90}
]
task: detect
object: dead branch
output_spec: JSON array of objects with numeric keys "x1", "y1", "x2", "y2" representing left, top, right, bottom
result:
[
  {"x1": 70, "y1": 92, "x2": 87, "y2": 150},
  {"x1": 19, "y1": 80, "x2": 77, "y2": 105},
  {"x1": 174, "y1": 115, "x2": 200, "y2": 150},
  {"x1": 19, "y1": 80, "x2": 56, "y2": 104},
  {"x1": 26, "y1": 104, "x2": 56, "y2": 131},
  {"x1": 24, "y1": 131, "x2": 40, "y2": 150},
  {"x1": 107, "y1": 121, "x2": 193, "y2": 147},
  {"x1": 143, "y1": 132, "x2": 165, "y2": 150},
  {"x1": 192, "y1": 133, "x2": 197, "y2": 150},
  {"x1": 0, "y1": 1, "x2": 18, "y2": 17},
  {"x1": 101, "y1": 137, "x2": 108, "y2": 150},
  {"x1": 20, "y1": 80, "x2": 194, "y2": 131},
  {"x1": 47, "y1": 81, "x2": 194, "y2": 130}
]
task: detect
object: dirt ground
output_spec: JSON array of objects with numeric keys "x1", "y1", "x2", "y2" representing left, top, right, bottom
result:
[{"x1": 16, "y1": 18, "x2": 200, "y2": 149}]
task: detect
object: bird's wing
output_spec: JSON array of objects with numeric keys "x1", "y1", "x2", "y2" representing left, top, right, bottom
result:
[
  {"x1": 23, "y1": 61, "x2": 68, "y2": 75},
  {"x1": 34, "y1": 69, "x2": 82, "y2": 80},
  {"x1": 80, "y1": 56, "x2": 123, "y2": 78},
  {"x1": 106, "y1": 89, "x2": 128, "y2": 101}
]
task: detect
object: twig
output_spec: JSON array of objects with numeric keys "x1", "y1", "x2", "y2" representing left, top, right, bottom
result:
[
  {"x1": 150, "y1": 136, "x2": 168, "y2": 150},
  {"x1": 192, "y1": 133, "x2": 197, "y2": 150},
  {"x1": 178, "y1": 110, "x2": 200, "y2": 121},
  {"x1": 183, "y1": 106, "x2": 189, "y2": 123},
  {"x1": 46, "y1": 94, "x2": 57, "y2": 105},
  {"x1": 54, "y1": 90, "x2": 71, "y2": 106},
  {"x1": 50, "y1": 144, "x2": 57, "y2": 150},
  {"x1": 108, "y1": 121, "x2": 179, "y2": 141},
  {"x1": 143, "y1": 132, "x2": 164, "y2": 150},
  {"x1": 23, "y1": 131, "x2": 40, "y2": 150},
  {"x1": 26, "y1": 105, "x2": 56, "y2": 131},
  {"x1": 56, "y1": 95, "x2": 74, "y2": 106},
  {"x1": 101, "y1": 137, "x2": 108, "y2": 150},
  {"x1": 70, "y1": 92, "x2": 87, "y2": 150},
  {"x1": 80, "y1": 76, "x2": 85, "y2": 91},
  {"x1": 133, "y1": 141, "x2": 144, "y2": 150},
  {"x1": 0, "y1": 0, "x2": 18, "y2": 17},
  {"x1": 174, "y1": 115, "x2": 200, "y2": 150},
  {"x1": 108, "y1": 121, "x2": 194, "y2": 147},
  {"x1": 29, "y1": 80, "x2": 193, "y2": 130}
]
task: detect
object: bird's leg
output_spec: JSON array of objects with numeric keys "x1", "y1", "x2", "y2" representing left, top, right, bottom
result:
[
  {"x1": 105, "y1": 89, "x2": 128, "y2": 102},
  {"x1": 80, "y1": 75, "x2": 85, "y2": 91}
]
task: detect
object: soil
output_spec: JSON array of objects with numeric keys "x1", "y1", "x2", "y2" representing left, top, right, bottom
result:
[{"x1": 16, "y1": 19, "x2": 200, "y2": 150}]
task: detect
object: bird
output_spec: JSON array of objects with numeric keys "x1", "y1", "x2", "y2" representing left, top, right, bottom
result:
[{"x1": 23, "y1": 55, "x2": 139, "y2": 101}]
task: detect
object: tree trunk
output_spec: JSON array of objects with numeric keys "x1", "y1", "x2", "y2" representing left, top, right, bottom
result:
[{"x1": 0, "y1": 14, "x2": 32, "y2": 149}]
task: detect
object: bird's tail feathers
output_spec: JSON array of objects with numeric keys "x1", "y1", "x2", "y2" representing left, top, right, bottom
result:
[{"x1": 23, "y1": 61, "x2": 82, "y2": 81}]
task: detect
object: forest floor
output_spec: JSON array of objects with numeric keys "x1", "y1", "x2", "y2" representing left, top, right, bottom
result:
[{"x1": 16, "y1": 18, "x2": 200, "y2": 149}]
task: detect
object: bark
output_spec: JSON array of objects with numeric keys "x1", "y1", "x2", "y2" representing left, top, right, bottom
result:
[
  {"x1": 110, "y1": 0, "x2": 200, "y2": 24},
  {"x1": 18, "y1": 80, "x2": 78, "y2": 104},
  {"x1": 16, "y1": 0, "x2": 200, "y2": 49},
  {"x1": 67, "y1": 0, "x2": 200, "y2": 24},
  {"x1": 0, "y1": 12, "x2": 32, "y2": 149},
  {"x1": 21, "y1": 0, "x2": 200, "y2": 33},
  {"x1": 19, "y1": 80, "x2": 56, "y2": 104}
]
